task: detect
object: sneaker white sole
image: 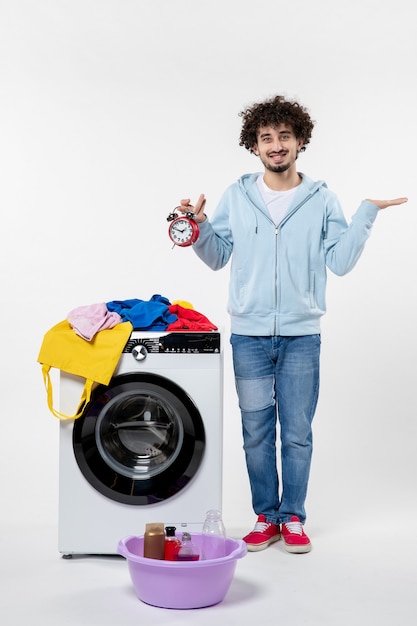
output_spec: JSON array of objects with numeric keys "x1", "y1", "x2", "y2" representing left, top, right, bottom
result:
[
  {"x1": 245, "y1": 535, "x2": 281, "y2": 552},
  {"x1": 283, "y1": 541, "x2": 311, "y2": 554}
]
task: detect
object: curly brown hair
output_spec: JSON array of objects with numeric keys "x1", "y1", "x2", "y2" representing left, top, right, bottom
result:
[{"x1": 239, "y1": 95, "x2": 315, "y2": 153}]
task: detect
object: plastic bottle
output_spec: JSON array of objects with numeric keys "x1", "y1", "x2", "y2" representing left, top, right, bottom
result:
[
  {"x1": 143, "y1": 522, "x2": 165, "y2": 560},
  {"x1": 201, "y1": 509, "x2": 226, "y2": 560},
  {"x1": 164, "y1": 526, "x2": 181, "y2": 560},
  {"x1": 175, "y1": 532, "x2": 200, "y2": 561}
]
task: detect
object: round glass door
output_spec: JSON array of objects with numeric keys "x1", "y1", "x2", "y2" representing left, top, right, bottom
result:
[{"x1": 73, "y1": 373, "x2": 205, "y2": 504}]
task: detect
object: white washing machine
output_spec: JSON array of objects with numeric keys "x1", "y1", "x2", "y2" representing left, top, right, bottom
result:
[{"x1": 58, "y1": 331, "x2": 223, "y2": 556}]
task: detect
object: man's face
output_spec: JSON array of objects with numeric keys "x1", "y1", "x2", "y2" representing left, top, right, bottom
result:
[{"x1": 252, "y1": 123, "x2": 304, "y2": 174}]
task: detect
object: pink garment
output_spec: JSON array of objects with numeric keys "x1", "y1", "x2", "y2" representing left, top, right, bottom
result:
[{"x1": 67, "y1": 303, "x2": 123, "y2": 341}]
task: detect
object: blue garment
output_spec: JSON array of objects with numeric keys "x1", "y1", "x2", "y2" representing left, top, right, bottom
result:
[
  {"x1": 106, "y1": 295, "x2": 177, "y2": 330},
  {"x1": 230, "y1": 333, "x2": 320, "y2": 525},
  {"x1": 193, "y1": 172, "x2": 379, "y2": 336}
]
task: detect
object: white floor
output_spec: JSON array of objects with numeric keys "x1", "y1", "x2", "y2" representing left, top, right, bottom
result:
[{"x1": 2, "y1": 519, "x2": 416, "y2": 626}]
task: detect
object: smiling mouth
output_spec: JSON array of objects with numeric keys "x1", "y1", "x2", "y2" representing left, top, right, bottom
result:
[{"x1": 269, "y1": 152, "x2": 287, "y2": 160}]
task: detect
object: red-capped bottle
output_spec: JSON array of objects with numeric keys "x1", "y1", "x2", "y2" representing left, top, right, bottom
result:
[{"x1": 164, "y1": 526, "x2": 181, "y2": 560}]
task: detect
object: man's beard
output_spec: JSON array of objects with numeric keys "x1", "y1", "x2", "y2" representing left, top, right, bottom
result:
[
  {"x1": 265, "y1": 161, "x2": 292, "y2": 174},
  {"x1": 260, "y1": 151, "x2": 298, "y2": 174}
]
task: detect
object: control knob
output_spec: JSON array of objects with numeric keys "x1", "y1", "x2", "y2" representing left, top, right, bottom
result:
[{"x1": 132, "y1": 344, "x2": 148, "y2": 361}]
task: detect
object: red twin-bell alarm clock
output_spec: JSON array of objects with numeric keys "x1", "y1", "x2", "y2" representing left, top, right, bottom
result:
[{"x1": 166, "y1": 208, "x2": 200, "y2": 247}]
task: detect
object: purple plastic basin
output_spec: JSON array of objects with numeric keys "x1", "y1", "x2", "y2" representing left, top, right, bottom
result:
[{"x1": 117, "y1": 533, "x2": 247, "y2": 609}]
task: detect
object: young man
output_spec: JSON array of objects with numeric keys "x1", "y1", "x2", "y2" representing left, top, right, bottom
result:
[{"x1": 177, "y1": 95, "x2": 407, "y2": 554}]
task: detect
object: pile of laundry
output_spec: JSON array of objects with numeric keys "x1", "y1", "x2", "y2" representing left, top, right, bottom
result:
[{"x1": 67, "y1": 294, "x2": 217, "y2": 341}]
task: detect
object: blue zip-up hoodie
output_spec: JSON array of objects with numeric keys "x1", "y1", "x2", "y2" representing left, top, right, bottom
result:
[{"x1": 193, "y1": 172, "x2": 379, "y2": 336}]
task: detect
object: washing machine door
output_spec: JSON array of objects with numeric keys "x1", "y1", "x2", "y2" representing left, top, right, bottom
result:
[{"x1": 73, "y1": 373, "x2": 205, "y2": 505}]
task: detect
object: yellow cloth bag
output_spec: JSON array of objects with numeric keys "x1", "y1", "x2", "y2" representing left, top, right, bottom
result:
[{"x1": 37, "y1": 319, "x2": 133, "y2": 420}]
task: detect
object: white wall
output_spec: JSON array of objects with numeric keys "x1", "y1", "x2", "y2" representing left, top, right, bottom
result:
[{"x1": 1, "y1": 0, "x2": 415, "y2": 532}]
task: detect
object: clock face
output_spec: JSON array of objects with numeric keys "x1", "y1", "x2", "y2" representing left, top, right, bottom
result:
[{"x1": 169, "y1": 217, "x2": 198, "y2": 246}]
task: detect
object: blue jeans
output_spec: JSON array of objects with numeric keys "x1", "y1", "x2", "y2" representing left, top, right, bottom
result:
[{"x1": 230, "y1": 334, "x2": 321, "y2": 525}]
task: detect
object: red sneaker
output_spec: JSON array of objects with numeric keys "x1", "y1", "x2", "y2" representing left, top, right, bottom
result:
[
  {"x1": 281, "y1": 516, "x2": 311, "y2": 553},
  {"x1": 242, "y1": 515, "x2": 281, "y2": 552}
]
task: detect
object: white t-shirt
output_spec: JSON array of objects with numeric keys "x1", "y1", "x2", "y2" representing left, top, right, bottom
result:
[{"x1": 257, "y1": 175, "x2": 298, "y2": 226}]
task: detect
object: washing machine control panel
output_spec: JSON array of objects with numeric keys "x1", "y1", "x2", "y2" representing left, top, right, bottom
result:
[{"x1": 124, "y1": 332, "x2": 220, "y2": 355}]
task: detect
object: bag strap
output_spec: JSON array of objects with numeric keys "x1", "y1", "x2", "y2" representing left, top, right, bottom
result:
[{"x1": 41, "y1": 364, "x2": 94, "y2": 420}]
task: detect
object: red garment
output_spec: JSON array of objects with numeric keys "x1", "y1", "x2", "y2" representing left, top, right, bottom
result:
[{"x1": 167, "y1": 304, "x2": 218, "y2": 331}]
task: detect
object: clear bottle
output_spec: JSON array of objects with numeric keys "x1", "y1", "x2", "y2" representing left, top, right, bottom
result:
[
  {"x1": 164, "y1": 526, "x2": 181, "y2": 560},
  {"x1": 201, "y1": 509, "x2": 226, "y2": 560},
  {"x1": 143, "y1": 522, "x2": 165, "y2": 560},
  {"x1": 175, "y1": 532, "x2": 200, "y2": 561}
]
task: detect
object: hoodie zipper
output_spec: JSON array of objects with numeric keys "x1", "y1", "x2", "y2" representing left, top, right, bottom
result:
[
  {"x1": 274, "y1": 192, "x2": 315, "y2": 335},
  {"x1": 274, "y1": 224, "x2": 279, "y2": 335}
]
